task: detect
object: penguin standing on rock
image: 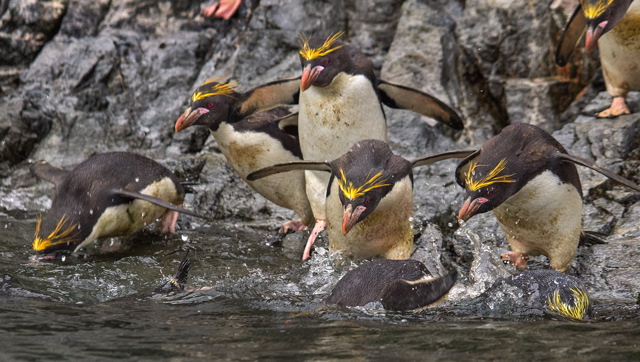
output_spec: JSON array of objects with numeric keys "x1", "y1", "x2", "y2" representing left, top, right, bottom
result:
[
  {"x1": 556, "y1": 0, "x2": 640, "y2": 117},
  {"x1": 30, "y1": 152, "x2": 203, "y2": 258},
  {"x1": 455, "y1": 123, "x2": 640, "y2": 272},
  {"x1": 174, "y1": 79, "x2": 313, "y2": 233},
  {"x1": 248, "y1": 139, "x2": 474, "y2": 260},
  {"x1": 266, "y1": 32, "x2": 466, "y2": 256},
  {"x1": 325, "y1": 259, "x2": 458, "y2": 311}
]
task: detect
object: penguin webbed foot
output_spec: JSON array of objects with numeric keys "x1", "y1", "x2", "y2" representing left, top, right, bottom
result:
[
  {"x1": 278, "y1": 220, "x2": 309, "y2": 235},
  {"x1": 159, "y1": 209, "x2": 180, "y2": 234},
  {"x1": 501, "y1": 252, "x2": 529, "y2": 269},
  {"x1": 596, "y1": 96, "x2": 631, "y2": 118},
  {"x1": 201, "y1": 0, "x2": 241, "y2": 20}
]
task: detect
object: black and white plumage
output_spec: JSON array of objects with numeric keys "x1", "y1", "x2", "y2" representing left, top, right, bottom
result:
[
  {"x1": 325, "y1": 259, "x2": 458, "y2": 311},
  {"x1": 174, "y1": 80, "x2": 313, "y2": 232},
  {"x1": 556, "y1": 0, "x2": 640, "y2": 117},
  {"x1": 455, "y1": 123, "x2": 640, "y2": 272},
  {"x1": 30, "y1": 152, "x2": 202, "y2": 257},
  {"x1": 248, "y1": 139, "x2": 474, "y2": 260}
]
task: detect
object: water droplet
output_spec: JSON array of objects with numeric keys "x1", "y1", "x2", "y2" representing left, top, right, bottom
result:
[
  {"x1": 181, "y1": 235, "x2": 188, "y2": 241},
  {"x1": 89, "y1": 209, "x2": 93, "y2": 215},
  {"x1": 135, "y1": 178, "x2": 140, "y2": 182}
]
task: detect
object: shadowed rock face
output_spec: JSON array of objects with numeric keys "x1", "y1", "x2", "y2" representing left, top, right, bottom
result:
[{"x1": 0, "y1": 0, "x2": 638, "y2": 303}]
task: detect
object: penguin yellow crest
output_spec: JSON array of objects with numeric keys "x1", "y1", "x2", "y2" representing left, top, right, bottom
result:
[
  {"x1": 464, "y1": 158, "x2": 516, "y2": 191},
  {"x1": 581, "y1": 0, "x2": 615, "y2": 19},
  {"x1": 192, "y1": 80, "x2": 237, "y2": 102},
  {"x1": 547, "y1": 288, "x2": 590, "y2": 320},
  {"x1": 338, "y1": 170, "x2": 389, "y2": 201},
  {"x1": 298, "y1": 32, "x2": 344, "y2": 61},
  {"x1": 32, "y1": 214, "x2": 80, "y2": 252}
]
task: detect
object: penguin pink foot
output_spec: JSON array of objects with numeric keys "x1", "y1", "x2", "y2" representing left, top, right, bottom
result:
[
  {"x1": 501, "y1": 252, "x2": 530, "y2": 269},
  {"x1": 279, "y1": 220, "x2": 309, "y2": 234},
  {"x1": 302, "y1": 219, "x2": 327, "y2": 261},
  {"x1": 596, "y1": 96, "x2": 631, "y2": 118},
  {"x1": 160, "y1": 209, "x2": 181, "y2": 234},
  {"x1": 201, "y1": 0, "x2": 241, "y2": 20}
]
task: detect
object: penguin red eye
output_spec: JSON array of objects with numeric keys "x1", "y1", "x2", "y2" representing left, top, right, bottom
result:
[
  {"x1": 322, "y1": 59, "x2": 330, "y2": 67},
  {"x1": 363, "y1": 199, "x2": 371, "y2": 206},
  {"x1": 207, "y1": 102, "x2": 214, "y2": 108},
  {"x1": 486, "y1": 190, "x2": 494, "y2": 197}
]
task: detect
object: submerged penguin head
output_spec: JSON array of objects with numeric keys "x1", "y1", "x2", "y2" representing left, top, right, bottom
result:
[
  {"x1": 456, "y1": 157, "x2": 519, "y2": 222},
  {"x1": 298, "y1": 32, "x2": 351, "y2": 91},
  {"x1": 580, "y1": 0, "x2": 633, "y2": 54},
  {"x1": 175, "y1": 80, "x2": 240, "y2": 132},
  {"x1": 32, "y1": 213, "x2": 84, "y2": 258}
]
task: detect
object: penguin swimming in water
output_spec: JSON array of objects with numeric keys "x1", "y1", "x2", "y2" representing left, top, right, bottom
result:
[
  {"x1": 30, "y1": 152, "x2": 203, "y2": 258},
  {"x1": 455, "y1": 123, "x2": 640, "y2": 272},
  {"x1": 174, "y1": 79, "x2": 313, "y2": 233},
  {"x1": 247, "y1": 32, "x2": 466, "y2": 259},
  {"x1": 556, "y1": 0, "x2": 640, "y2": 117},
  {"x1": 248, "y1": 139, "x2": 474, "y2": 260},
  {"x1": 325, "y1": 259, "x2": 458, "y2": 311}
]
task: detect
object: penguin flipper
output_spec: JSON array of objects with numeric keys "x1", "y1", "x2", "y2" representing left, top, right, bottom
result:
[
  {"x1": 380, "y1": 270, "x2": 457, "y2": 311},
  {"x1": 276, "y1": 112, "x2": 299, "y2": 130},
  {"x1": 247, "y1": 161, "x2": 331, "y2": 181},
  {"x1": 377, "y1": 80, "x2": 464, "y2": 130},
  {"x1": 556, "y1": 5, "x2": 586, "y2": 67},
  {"x1": 30, "y1": 161, "x2": 69, "y2": 187},
  {"x1": 580, "y1": 230, "x2": 607, "y2": 246},
  {"x1": 559, "y1": 154, "x2": 640, "y2": 192},
  {"x1": 111, "y1": 189, "x2": 208, "y2": 219},
  {"x1": 236, "y1": 77, "x2": 301, "y2": 117},
  {"x1": 154, "y1": 251, "x2": 191, "y2": 294},
  {"x1": 411, "y1": 150, "x2": 477, "y2": 168}
]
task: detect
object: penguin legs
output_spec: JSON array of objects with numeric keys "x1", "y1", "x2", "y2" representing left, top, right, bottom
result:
[
  {"x1": 279, "y1": 220, "x2": 309, "y2": 234},
  {"x1": 500, "y1": 251, "x2": 530, "y2": 269},
  {"x1": 596, "y1": 96, "x2": 631, "y2": 118},
  {"x1": 160, "y1": 208, "x2": 180, "y2": 234},
  {"x1": 302, "y1": 219, "x2": 327, "y2": 260}
]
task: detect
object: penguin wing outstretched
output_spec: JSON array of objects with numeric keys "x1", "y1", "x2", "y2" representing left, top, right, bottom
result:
[
  {"x1": 556, "y1": 5, "x2": 586, "y2": 66},
  {"x1": 236, "y1": 77, "x2": 301, "y2": 117},
  {"x1": 558, "y1": 153, "x2": 640, "y2": 192},
  {"x1": 377, "y1": 80, "x2": 464, "y2": 130},
  {"x1": 30, "y1": 161, "x2": 70, "y2": 188},
  {"x1": 247, "y1": 161, "x2": 332, "y2": 181},
  {"x1": 410, "y1": 150, "x2": 477, "y2": 168},
  {"x1": 380, "y1": 270, "x2": 457, "y2": 311},
  {"x1": 111, "y1": 189, "x2": 207, "y2": 219}
]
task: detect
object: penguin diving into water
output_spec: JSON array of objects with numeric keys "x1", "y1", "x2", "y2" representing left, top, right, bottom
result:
[
  {"x1": 556, "y1": 0, "x2": 640, "y2": 117},
  {"x1": 248, "y1": 139, "x2": 474, "y2": 260},
  {"x1": 455, "y1": 123, "x2": 640, "y2": 272},
  {"x1": 30, "y1": 152, "x2": 204, "y2": 259},
  {"x1": 174, "y1": 79, "x2": 313, "y2": 233}
]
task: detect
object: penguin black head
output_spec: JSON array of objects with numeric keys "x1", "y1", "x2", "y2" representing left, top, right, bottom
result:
[
  {"x1": 581, "y1": 0, "x2": 633, "y2": 54},
  {"x1": 298, "y1": 32, "x2": 355, "y2": 91},
  {"x1": 175, "y1": 80, "x2": 240, "y2": 132},
  {"x1": 455, "y1": 123, "x2": 581, "y2": 222},
  {"x1": 333, "y1": 140, "x2": 409, "y2": 234}
]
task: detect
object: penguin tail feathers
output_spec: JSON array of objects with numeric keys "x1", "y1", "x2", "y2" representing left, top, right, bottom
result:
[
  {"x1": 380, "y1": 270, "x2": 457, "y2": 311},
  {"x1": 579, "y1": 230, "x2": 607, "y2": 246},
  {"x1": 30, "y1": 161, "x2": 69, "y2": 187}
]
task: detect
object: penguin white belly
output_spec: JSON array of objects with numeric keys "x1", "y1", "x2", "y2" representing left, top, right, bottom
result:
[
  {"x1": 213, "y1": 124, "x2": 313, "y2": 224},
  {"x1": 75, "y1": 178, "x2": 180, "y2": 251},
  {"x1": 326, "y1": 176, "x2": 414, "y2": 260},
  {"x1": 598, "y1": 3, "x2": 640, "y2": 97},
  {"x1": 492, "y1": 170, "x2": 582, "y2": 271},
  {"x1": 299, "y1": 73, "x2": 388, "y2": 219}
]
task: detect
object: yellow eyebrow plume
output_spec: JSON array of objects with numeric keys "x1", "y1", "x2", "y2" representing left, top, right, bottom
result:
[
  {"x1": 191, "y1": 79, "x2": 237, "y2": 102},
  {"x1": 464, "y1": 158, "x2": 516, "y2": 191},
  {"x1": 338, "y1": 170, "x2": 389, "y2": 201},
  {"x1": 298, "y1": 32, "x2": 344, "y2": 61},
  {"x1": 547, "y1": 288, "x2": 590, "y2": 320},
  {"x1": 581, "y1": 0, "x2": 615, "y2": 19},
  {"x1": 32, "y1": 214, "x2": 80, "y2": 252}
]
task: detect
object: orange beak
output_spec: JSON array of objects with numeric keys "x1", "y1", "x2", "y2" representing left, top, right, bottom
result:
[
  {"x1": 585, "y1": 21, "x2": 608, "y2": 55},
  {"x1": 174, "y1": 107, "x2": 209, "y2": 132},
  {"x1": 342, "y1": 204, "x2": 366, "y2": 235},
  {"x1": 457, "y1": 197, "x2": 488, "y2": 223},
  {"x1": 300, "y1": 64, "x2": 324, "y2": 91}
]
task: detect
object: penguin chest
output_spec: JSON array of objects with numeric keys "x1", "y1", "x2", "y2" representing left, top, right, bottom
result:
[
  {"x1": 213, "y1": 124, "x2": 312, "y2": 220},
  {"x1": 598, "y1": 3, "x2": 640, "y2": 95},
  {"x1": 326, "y1": 176, "x2": 414, "y2": 260},
  {"x1": 298, "y1": 73, "x2": 388, "y2": 161},
  {"x1": 492, "y1": 171, "x2": 582, "y2": 264},
  {"x1": 76, "y1": 178, "x2": 180, "y2": 251}
]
